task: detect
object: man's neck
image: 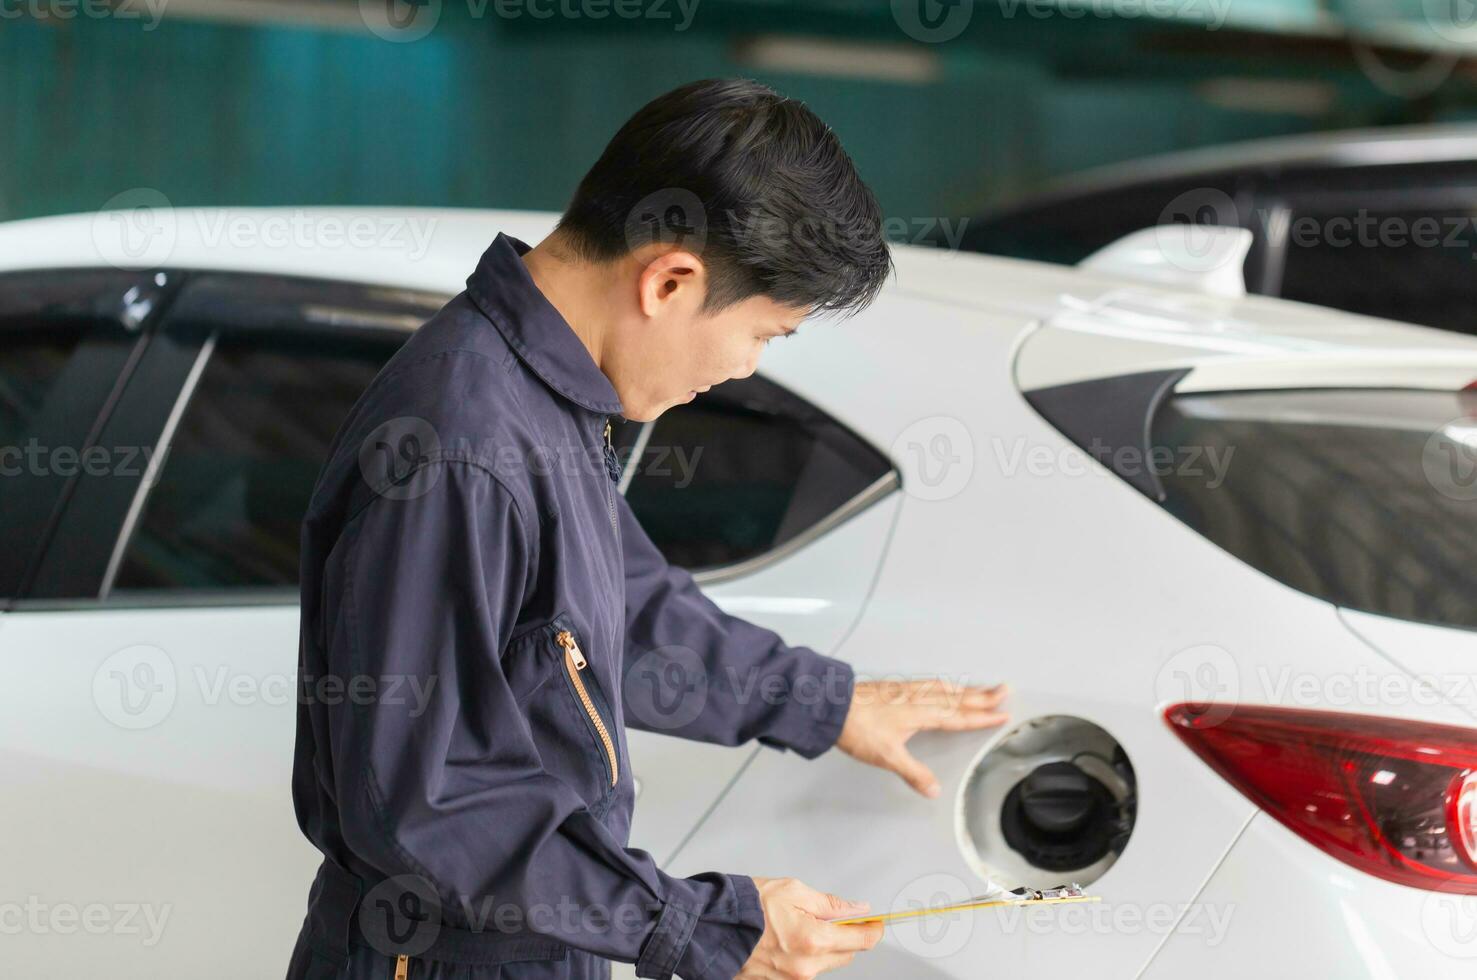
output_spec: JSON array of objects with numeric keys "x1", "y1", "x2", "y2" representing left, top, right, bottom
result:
[{"x1": 520, "y1": 234, "x2": 611, "y2": 372}]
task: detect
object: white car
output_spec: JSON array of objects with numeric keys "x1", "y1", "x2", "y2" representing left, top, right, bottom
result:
[{"x1": 2, "y1": 209, "x2": 1475, "y2": 979}]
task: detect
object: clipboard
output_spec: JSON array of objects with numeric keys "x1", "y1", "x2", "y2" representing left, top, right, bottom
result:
[{"x1": 829, "y1": 884, "x2": 1098, "y2": 926}]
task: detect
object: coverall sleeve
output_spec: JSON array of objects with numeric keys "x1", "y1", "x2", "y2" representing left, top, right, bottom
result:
[
  {"x1": 615, "y1": 493, "x2": 856, "y2": 759},
  {"x1": 328, "y1": 459, "x2": 763, "y2": 980}
]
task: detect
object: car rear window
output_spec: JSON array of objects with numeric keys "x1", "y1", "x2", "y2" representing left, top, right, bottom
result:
[{"x1": 1151, "y1": 387, "x2": 1477, "y2": 631}]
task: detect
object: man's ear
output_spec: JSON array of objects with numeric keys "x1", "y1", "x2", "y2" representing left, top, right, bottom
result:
[{"x1": 636, "y1": 249, "x2": 706, "y2": 318}]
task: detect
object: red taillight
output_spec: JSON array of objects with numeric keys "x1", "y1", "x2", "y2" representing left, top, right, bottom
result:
[
  {"x1": 1167, "y1": 704, "x2": 1477, "y2": 893},
  {"x1": 1457, "y1": 771, "x2": 1477, "y2": 873}
]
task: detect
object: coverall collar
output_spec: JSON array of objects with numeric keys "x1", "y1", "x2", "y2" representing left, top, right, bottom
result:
[{"x1": 466, "y1": 232, "x2": 626, "y2": 417}]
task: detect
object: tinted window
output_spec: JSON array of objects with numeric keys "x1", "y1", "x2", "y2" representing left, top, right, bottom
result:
[
  {"x1": 0, "y1": 269, "x2": 156, "y2": 600},
  {"x1": 1279, "y1": 203, "x2": 1477, "y2": 335},
  {"x1": 621, "y1": 375, "x2": 894, "y2": 572},
  {"x1": 0, "y1": 325, "x2": 85, "y2": 452},
  {"x1": 1153, "y1": 388, "x2": 1477, "y2": 631},
  {"x1": 111, "y1": 333, "x2": 400, "y2": 592}
]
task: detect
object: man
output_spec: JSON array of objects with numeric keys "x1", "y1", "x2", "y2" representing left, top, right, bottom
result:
[{"x1": 288, "y1": 78, "x2": 1009, "y2": 980}]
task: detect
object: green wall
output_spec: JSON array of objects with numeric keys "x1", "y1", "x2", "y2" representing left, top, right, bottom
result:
[{"x1": 4, "y1": 5, "x2": 1474, "y2": 227}]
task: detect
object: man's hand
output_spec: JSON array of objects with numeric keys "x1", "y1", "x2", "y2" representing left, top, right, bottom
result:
[
  {"x1": 737, "y1": 877, "x2": 884, "y2": 980},
  {"x1": 836, "y1": 679, "x2": 1009, "y2": 798}
]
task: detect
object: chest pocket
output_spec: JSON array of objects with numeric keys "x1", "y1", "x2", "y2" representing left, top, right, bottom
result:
[{"x1": 510, "y1": 613, "x2": 621, "y2": 815}]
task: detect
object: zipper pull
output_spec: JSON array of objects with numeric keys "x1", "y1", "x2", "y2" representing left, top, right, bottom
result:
[
  {"x1": 602, "y1": 417, "x2": 621, "y2": 483},
  {"x1": 556, "y1": 630, "x2": 587, "y2": 670},
  {"x1": 394, "y1": 954, "x2": 409, "y2": 980}
]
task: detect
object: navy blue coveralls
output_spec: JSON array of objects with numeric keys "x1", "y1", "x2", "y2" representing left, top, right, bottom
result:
[{"x1": 287, "y1": 234, "x2": 856, "y2": 980}]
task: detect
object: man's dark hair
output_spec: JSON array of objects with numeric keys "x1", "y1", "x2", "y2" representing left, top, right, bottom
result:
[{"x1": 555, "y1": 78, "x2": 891, "y2": 315}]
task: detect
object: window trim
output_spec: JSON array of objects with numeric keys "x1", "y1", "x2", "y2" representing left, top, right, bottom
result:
[
  {"x1": 99, "y1": 332, "x2": 218, "y2": 599},
  {"x1": 689, "y1": 469, "x2": 899, "y2": 587}
]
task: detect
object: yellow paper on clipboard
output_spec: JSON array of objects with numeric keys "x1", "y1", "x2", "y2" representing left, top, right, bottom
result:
[{"x1": 829, "y1": 887, "x2": 1099, "y2": 927}]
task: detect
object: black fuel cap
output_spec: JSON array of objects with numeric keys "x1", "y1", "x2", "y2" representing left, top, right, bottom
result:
[
  {"x1": 1019, "y1": 761, "x2": 1098, "y2": 834},
  {"x1": 1001, "y1": 760, "x2": 1116, "y2": 872}
]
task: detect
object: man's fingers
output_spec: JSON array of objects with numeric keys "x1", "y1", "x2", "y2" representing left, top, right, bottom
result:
[
  {"x1": 956, "y1": 684, "x2": 1009, "y2": 709},
  {"x1": 798, "y1": 887, "x2": 870, "y2": 921},
  {"x1": 889, "y1": 747, "x2": 941, "y2": 798},
  {"x1": 821, "y1": 918, "x2": 885, "y2": 953},
  {"x1": 810, "y1": 951, "x2": 857, "y2": 975},
  {"x1": 929, "y1": 708, "x2": 1011, "y2": 732},
  {"x1": 867, "y1": 680, "x2": 1007, "y2": 709}
]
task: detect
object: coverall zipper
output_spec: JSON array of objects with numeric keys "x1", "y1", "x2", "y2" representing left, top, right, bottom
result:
[{"x1": 556, "y1": 629, "x2": 618, "y2": 787}]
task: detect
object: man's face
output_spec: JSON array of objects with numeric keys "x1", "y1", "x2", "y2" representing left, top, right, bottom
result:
[{"x1": 607, "y1": 267, "x2": 807, "y2": 422}]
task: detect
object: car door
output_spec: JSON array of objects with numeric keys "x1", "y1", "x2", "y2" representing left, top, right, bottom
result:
[
  {"x1": 614, "y1": 374, "x2": 901, "y2": 856},
  {"x1": 1, "y1": 271, "x2": 439, "y2": 978},
  {"x1": 3, "y1": 267, "x2": 901, "y2": 978}
]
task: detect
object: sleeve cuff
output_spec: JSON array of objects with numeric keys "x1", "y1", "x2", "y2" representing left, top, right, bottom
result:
[
  {"x1": 757, "y1": 653, "x2": 855, "y2": 760},
  {"x1": 635, "y1": 874, "x2": 764, "y2": 980},
  {"x1": 634, "y1": 897, "x2": 701, "y2": 980}
]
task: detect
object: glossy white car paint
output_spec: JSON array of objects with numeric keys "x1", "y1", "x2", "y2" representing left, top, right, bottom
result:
[{"x1": 1, "y1": 209, "x2": 1473, "y2": 978}]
